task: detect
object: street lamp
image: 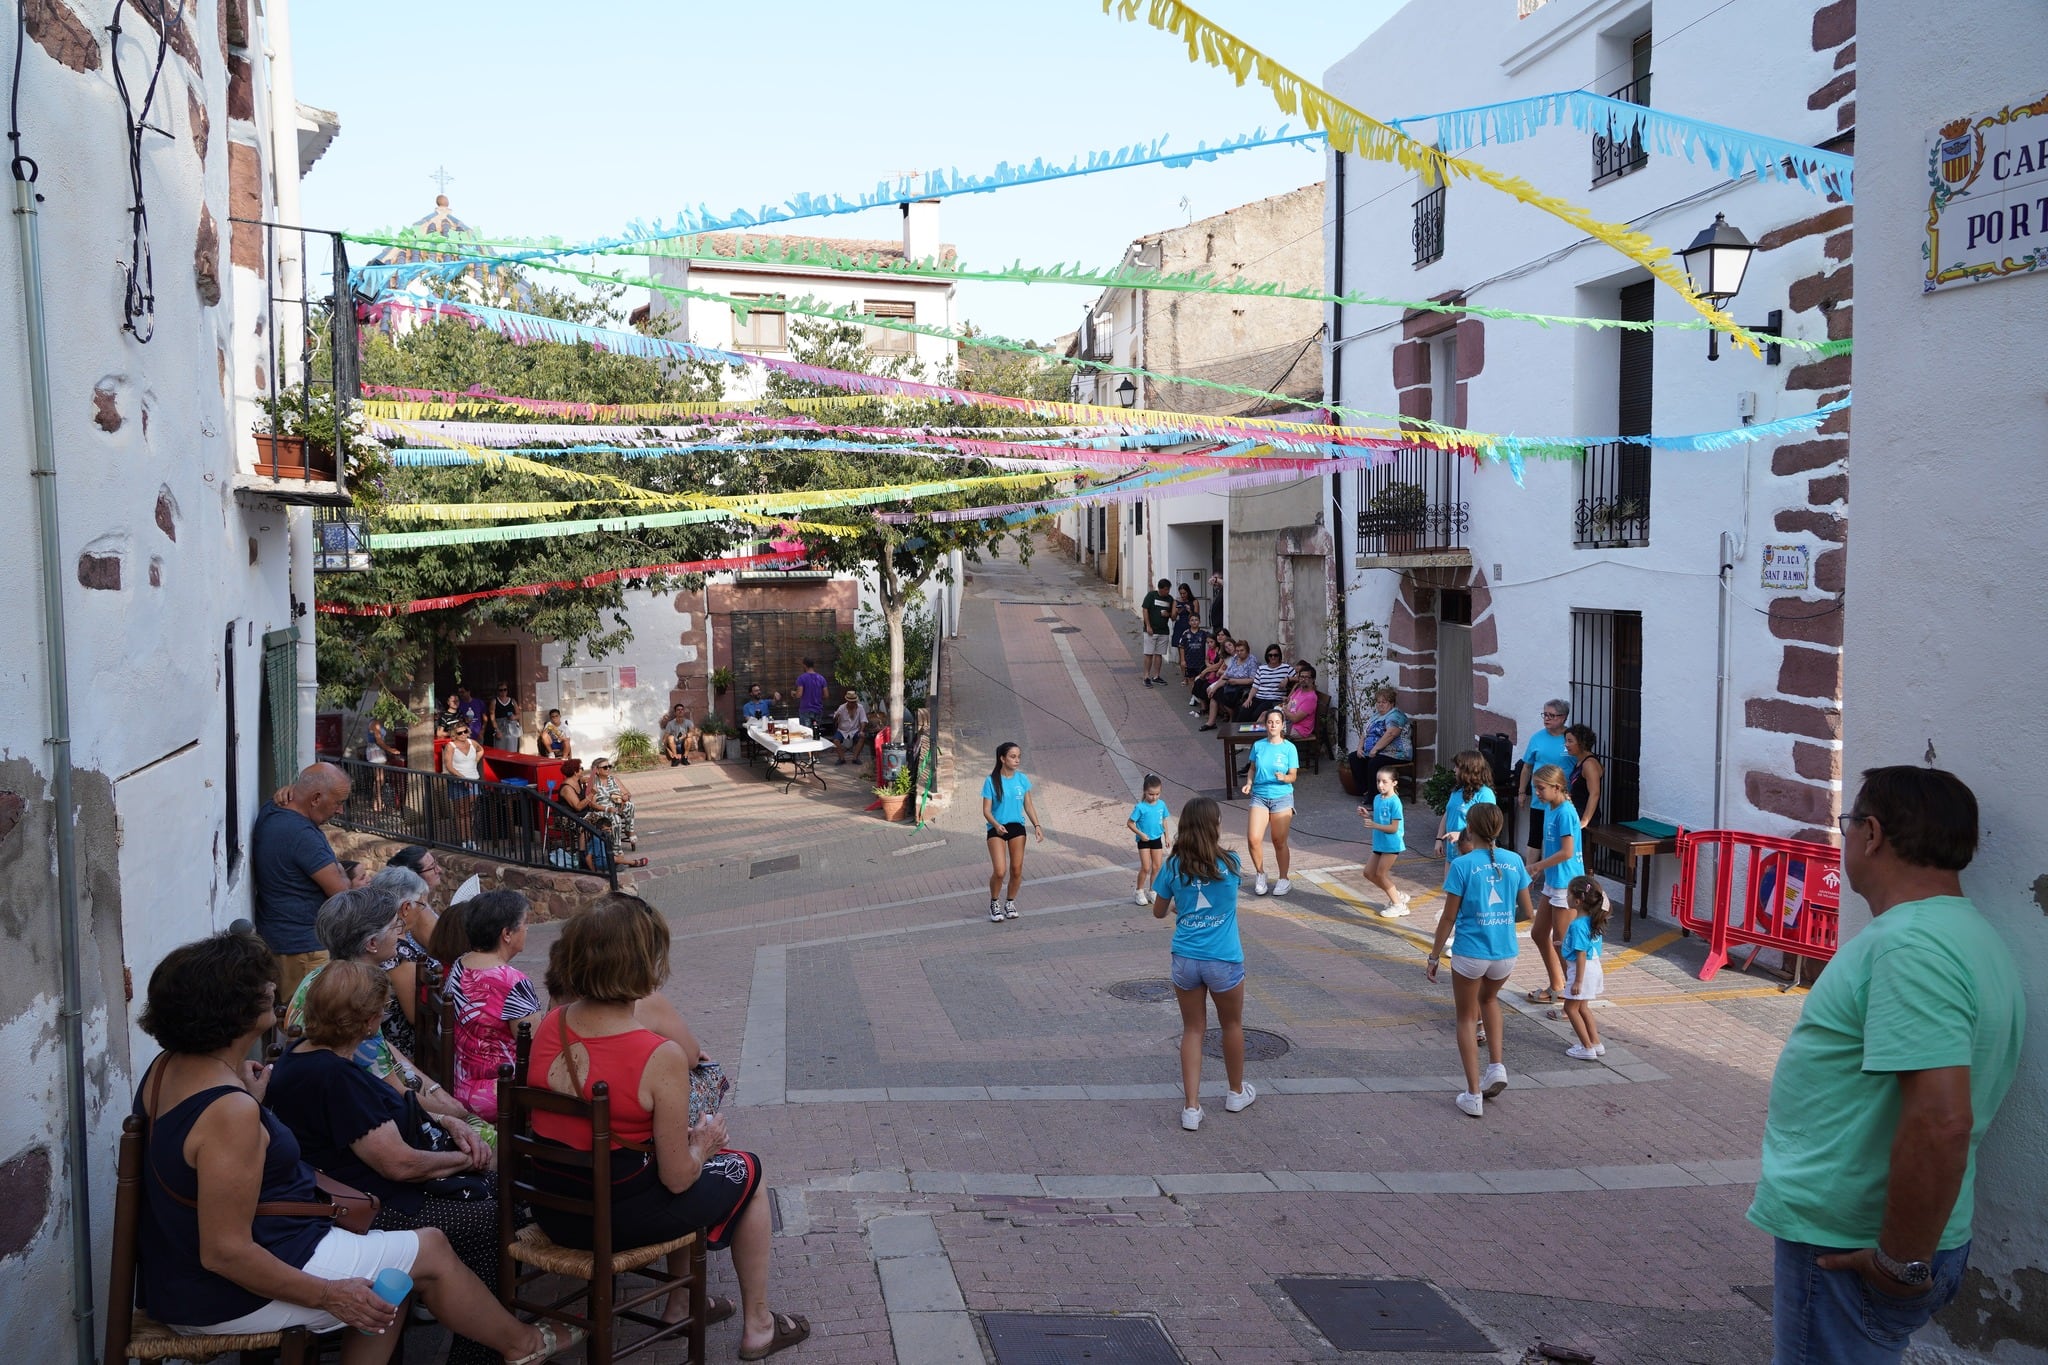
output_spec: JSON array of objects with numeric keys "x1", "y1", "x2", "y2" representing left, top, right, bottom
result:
[
  {"x1": 1115, "y1": 376, "x2": 1138, "y2": 407},
  {"x1": 1679, "y1": 213, "x2": 1781, "y2": 364}
]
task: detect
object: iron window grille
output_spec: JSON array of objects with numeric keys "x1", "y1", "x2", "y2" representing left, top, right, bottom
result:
[
  {"x1": 1356, "y1": 447, "x2": 1469, "y2": 557},
  {"x1": 1412, "y1": 185, "x2": 1446, "y2": 266},
  {"x1": 1569, "y1": 608, "x2": 1644, "y2": 876},
  {"x1": 1591, "y1": 74, "x2": 1652, "y2": 186},
  {"x1": 1574, "y1": 441, "x2": 1652, "y2": 547},
  {"x1": 233, "y1": 220, "x2": 360, "y2": 501}
]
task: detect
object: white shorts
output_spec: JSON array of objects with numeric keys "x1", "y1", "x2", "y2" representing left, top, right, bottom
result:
[
  {"x1": 1450, "y1": 955, "x2": 1516, "y2": 981},
  {"x1": 1143, "y1": 632, "x2": 1171, "y2": 656},
  {"x1": 1565, "y1": 958, "x2": 1605, "y2": 1001},
  {"x1": 1545, "y1": 886, "x2": 1571, "y2": 908},
  {"x1": 171, "y1": 1227, "x2": 421, "y2": 1336}
]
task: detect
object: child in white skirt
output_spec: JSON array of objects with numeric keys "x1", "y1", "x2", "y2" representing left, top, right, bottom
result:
[{"x1": 1561, "y1": 875, "x2": 1608, "y2": 1060}]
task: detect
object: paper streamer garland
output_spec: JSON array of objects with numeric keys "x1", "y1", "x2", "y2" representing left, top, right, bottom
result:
[
  {"x1": 373, "y1": 470, "x2": 1067, "y2": 523},
  {"x1": 1391, "y1": 91, "x2": 1853, "y2": 201},
  {"x1": 319, "y1": 550, "x2": 808, "y2": 616},
  {"x1": 1099, "y1": 0, "x2": 1760, "y2": 357}
]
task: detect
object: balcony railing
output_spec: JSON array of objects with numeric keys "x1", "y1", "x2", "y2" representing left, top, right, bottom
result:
[
  {"x1": 1412, "y1": 186, "x2": 1446, "y2": 266},
  {"x1": 1591, "y1": 74, "x2": 1652, "y2": 186},
  {"x1": 232, "y1": 220, "x2": 360, "y2": 506},
  {"x1": 1574, "y1": 441, "x2": 1652, "y2": 547},
  {"x1": 1357, "y1": 447, "x2": 1469, "y2": 557}
]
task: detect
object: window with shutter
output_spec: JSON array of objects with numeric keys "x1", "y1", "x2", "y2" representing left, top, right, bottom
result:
[
  {"x1": 731, "y1": 293, "x2": 787, "y2": 351},
  {"x1": 1575, "y1": 281, "x2": 1654, "y2": 547},
  {"x1": 863, "y1": 299, "x2": 916, "y2": 353}
]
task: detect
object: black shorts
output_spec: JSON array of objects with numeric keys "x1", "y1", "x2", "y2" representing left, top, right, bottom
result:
[
  {"x1": 532, "y1": 1147, "x2": 762, "y2": 1253},
  {"x1": 987, "y1": 821, "x2": 1027, "y2": 842},
  {"x1": 1136, "y1": 837, "x2": 1163, "y2": 850}
]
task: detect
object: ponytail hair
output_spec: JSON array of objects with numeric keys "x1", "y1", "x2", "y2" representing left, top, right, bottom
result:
[
  {"x1": 1567, "y1": 875, "x2": 1611, "y2": 938},
  {"x1": 989, "y1": 741, "x2": 1019, "y2": 807}
]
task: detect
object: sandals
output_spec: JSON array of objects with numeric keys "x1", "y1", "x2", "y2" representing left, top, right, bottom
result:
[
  {"x1": 508, "y1": 1321, "x2": 586, "y2": 1365},
  {"x1": 1525, "y1": 988, "x2": 1560, "y2": 1005},
  {"x1": 739, "y1": 1311, "x2": 812, "y2": 1360},
  {"x1": 621, "y1": 857, "x2": 649, "y2": 868}
]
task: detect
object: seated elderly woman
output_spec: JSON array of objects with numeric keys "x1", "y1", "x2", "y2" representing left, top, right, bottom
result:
[
  {"x1": 364, "y1": 866, "x2": 437, "y2": 1061},
  {"x1": 447, "y1": 891, "x2": 542, "y2": 1122},
  {"x1": 529, "y1": 893, "x2": 810, "y2": 1360},
  {"x1": 269, "y1": 962, "x2": 505, "y2": 1365},
  {"x1": 133, "y1": 932, "x2": 579, "y2": 1364},
  {"x1": 285, "y1": 887, "x2": 484, "y2": 1136}
]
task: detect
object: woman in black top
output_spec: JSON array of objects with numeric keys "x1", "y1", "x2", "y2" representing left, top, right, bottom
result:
[
  {"x1": 134, "y1": 933, "x2": 580, "y2": 1363},
  {"x1": 1565, "y1": 724, "x2": 1605, "y2": 828}
]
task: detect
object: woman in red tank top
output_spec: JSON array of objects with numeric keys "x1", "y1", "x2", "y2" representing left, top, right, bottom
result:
[{"x1": 532, "y1": 895, "x2": 809, "y2": 1361}]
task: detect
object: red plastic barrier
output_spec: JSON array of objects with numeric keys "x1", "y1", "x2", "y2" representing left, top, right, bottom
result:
[{"x1": 1668, "y1": 829, "x2": 1842, "y2": 981}]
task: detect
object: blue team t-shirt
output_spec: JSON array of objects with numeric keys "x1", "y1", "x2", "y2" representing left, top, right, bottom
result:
[
  {"x1": 1249, "y1": 739, "x2": 1300, "y2": 800},
  {"x1": 250, "y1": 801, "x2": 339, "y2": 954},
  {"x1": 1563, "y1": 914, "x2": 1604, "y2": 962},
  {"x1": 982, "y1": 772, "x2": 1031, "y2": 826},
  {"x1": 1152, "y1": 854, "x2": 1243, "y2": 963},
  {"x1": 1443, "y1": 847, "x2": 1531, "y2": 960},
  {"x1": 1372, "y1": 793, "x2": 1405, "y2": 853},
  {"x1": 1522, "y1": 730, "x2": 1576, "y2": 811},
  {"x1": 1129, "y1": 798, "x2": 1169, "y2": 841},
  {"x1": 741, "y1": 698, "x2": 773, "y2": 721},
  {"x1": 1542, "y1": 801, "x2": 1586, "y2": 888},
  {"x1": 1442, "y1": 785, "x2": 1496, "y2": 836}
]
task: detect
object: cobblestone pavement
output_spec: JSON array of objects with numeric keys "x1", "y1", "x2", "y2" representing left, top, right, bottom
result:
[{"x1": 490, "y1": 538, "x2": 1803, "y2": 1364}]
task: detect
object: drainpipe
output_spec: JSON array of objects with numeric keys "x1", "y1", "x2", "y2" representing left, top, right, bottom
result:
[
  {"x1": 1713, "y1": 531, "x2": 1733, "y2": 827},
  {"x1": 263, "y1": 0, "x2": 318, "y2": 764},
  {"x1": 14, "y1": 169, "x2": 99, "y2": 1365},
  {"x1": 1328, "y1": 149, "x2": 1351, "y2": 745}
]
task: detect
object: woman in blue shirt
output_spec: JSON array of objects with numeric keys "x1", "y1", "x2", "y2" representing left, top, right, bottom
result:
[
  {"x1": 1526, "y1": 764, "x2": 1586, "y2": 1005},
  {"x1": 1239, "y1": 709, "x2": 1300, "y2": 898},
  {"x1": 981, "y1": 742, "x2": 1043, "y2": 923},
  {"x1": 1516, "y1": 699, "x2": 1577, "y2": 849},
  {"x1": 1151, "y1": 798, "x2": 1254, "y2": 1131},
  {"x1": 1425, "y1": 804, "x2": 1535, "y2": 1117}
]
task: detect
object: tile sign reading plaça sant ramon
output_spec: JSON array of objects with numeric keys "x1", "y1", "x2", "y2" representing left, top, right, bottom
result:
[{"x1": 1925, "y1": 90, "x2": 2048, "y2": 291}]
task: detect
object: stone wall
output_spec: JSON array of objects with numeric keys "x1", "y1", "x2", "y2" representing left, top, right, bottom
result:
[{"x1": 329, "y1": 830, "x2": 613, "y2": 923}]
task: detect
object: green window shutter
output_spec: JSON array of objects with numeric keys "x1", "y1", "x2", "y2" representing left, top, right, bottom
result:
[{"x1": 262, "y1": 627, "x2": 299, "y2": 794}]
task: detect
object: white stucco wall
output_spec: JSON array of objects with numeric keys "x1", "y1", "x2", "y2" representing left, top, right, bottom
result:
[
  {"x1": 1849, "y1": 5, "x2": 2048, "y2": 1356},
  {"x1": 0, "y1": 1, "x2": 314, "y2": 1356},
  {"x1": 1327, "y1": 0, "x2": 1850, "y2": 899}
]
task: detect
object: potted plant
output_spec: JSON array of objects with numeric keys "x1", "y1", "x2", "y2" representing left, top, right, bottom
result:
[
  {"x1": 710, "y1": 667, "x2": 733, "y2": 698},
  {"x1": 698, "y1": 714, "x2": 729, "y2": 761},
  {"x1": 874, "y1": 763, "x2": 914, "y2": 822},
  {"x1": 255, "y1": 390, "x2": 384, "y2": 485},
  {"x1": 1318, "y1": 617, "x2": 1391, "y2": 796},
  {"x1": 1367, "y1": 481, "x2": 1428, "y2": 554},
  {"x1": 612, "y1": 729, "x2": 657, "y2": 772},
  {"x1": 1588, "y1": 498, "x2": 1646, "y2": 545}
]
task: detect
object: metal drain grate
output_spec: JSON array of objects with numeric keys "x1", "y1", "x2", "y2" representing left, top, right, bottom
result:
[
  {"x1": 1105, "y1": 978, "x2": 1177, "y2": 1004},
  {"x1": 1050, "y1": 626, "x2": 1082, "y2": 634},
  {"x1": 1278, "y1": 1277, "x2": 1495, "y2": 1354},
  {"x1": 1035, "y1": 616, "x2": 1063, "y2": 623},
  {"x1": 982, "y1": 1312, "x2": 1181, "y2": 1364},
  {"x1": 748, "y1": 854, "x2": 801, "y2": 878}
]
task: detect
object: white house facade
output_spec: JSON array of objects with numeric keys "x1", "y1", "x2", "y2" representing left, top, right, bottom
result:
[{"x1": 1325, "y1": 0, "x2": 1856, "y2": 890}]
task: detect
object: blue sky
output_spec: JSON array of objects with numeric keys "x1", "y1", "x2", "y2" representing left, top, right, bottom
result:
[{"x1": 292, "y1": 0, "x2": 1404, "y2": 343}]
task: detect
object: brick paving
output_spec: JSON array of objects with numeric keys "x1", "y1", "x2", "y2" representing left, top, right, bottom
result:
[{"x1": 483, "y1": 538, "x2": 1802, "y2": 1363}]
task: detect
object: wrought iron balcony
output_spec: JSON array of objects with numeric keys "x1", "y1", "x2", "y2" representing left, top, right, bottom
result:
[
  {"x1": 1356, "y1": 447, "x2": 1469, "y2": 558},
  {"x1": 232, "y1": 220, "x2": 361, "y2": 507},
  {"x1": 1412, "y1": 186, "x2": 1446, "y2": 266},
  {"x1": 1574, "y1": 440, "x2": 1652, "y2": 547},
  {"x1": 1591, "y1": 74, "x2": 1652, "y2": 186}
]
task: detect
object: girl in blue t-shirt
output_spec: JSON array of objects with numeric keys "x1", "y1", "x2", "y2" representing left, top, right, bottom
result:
[
  {"x1": 1150, "y1": 797, "x2": 1254, "y2": 1132},
  {"x1": 981, "y1": 742, "x2": 1043, "y2": 923},
  {"x1": 1126, "y1": 776, "x2": 1171, "y2": 906},
  {"x1": 1560, "y1": 876, "x2": 1609, "y2": 1060},
  {"x1": 1360, "y1": 766, "x2": 1409, "y2": 916},
  {"x1": 1526, "y1": 764, "x2": 1585, "y2": 1004},
  {"x1": 1425, "y1": 803, "x2": 1535, "y2": 1117},
  {"x1": 1239, "y1": 709, "x2": 1300, "y2": 898},
  {"x1": 1438, "y1": 749, "x2": 1497, "y2": 861}
]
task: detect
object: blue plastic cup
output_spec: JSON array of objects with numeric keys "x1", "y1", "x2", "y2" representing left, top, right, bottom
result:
[{"x1": 360, "y1": 1266, "x2": 412, "y2": 1334}]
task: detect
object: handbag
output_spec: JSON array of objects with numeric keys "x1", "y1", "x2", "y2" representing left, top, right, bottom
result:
[
  {"x1": 398, "y1": 1090, "x2": 494, "y2": 1202},
  {"x1": 144, "y1": 1060, "x2": 381, "y2": 1236},
  {"x1": 689, "y1": 1061, "x2": 730, "y2": 1126}
]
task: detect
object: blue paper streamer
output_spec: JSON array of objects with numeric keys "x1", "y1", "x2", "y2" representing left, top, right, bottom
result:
[{"x1": 1391, "y1": 91, "x2": 1853, "y2": 200}]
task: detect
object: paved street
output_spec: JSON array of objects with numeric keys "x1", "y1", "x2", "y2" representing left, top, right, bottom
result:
[{"x1": 517, "y1": 537, "x2": 1802, "y2": 1363}]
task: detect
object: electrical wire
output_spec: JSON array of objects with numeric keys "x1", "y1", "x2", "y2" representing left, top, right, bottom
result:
[
  {"x1": 109, "y1": 0, "x2": 174, "y2": 343},
  {"x1": 8, "y1": 0, "x2": 36, "y2": 184}
]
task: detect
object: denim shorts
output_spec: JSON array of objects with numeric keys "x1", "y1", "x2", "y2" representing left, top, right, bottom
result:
[
  {"x1": 1249, "y1": 790, "x2": 1295, "y2": 814},
  {"x1": 1170, "y1": 954, "x2": 1245, "y2": 993}
]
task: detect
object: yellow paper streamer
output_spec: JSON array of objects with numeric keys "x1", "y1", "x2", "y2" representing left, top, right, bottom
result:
[
  {"x1": 1101, "y1": 0, "x2": 1760, "y2": 358},
  {"x1": 377, "y1": 471, "x2": 1068, "y2": 523}
]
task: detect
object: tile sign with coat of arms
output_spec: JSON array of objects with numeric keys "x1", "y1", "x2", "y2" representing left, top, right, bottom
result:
[{"x1": 1925, "y1": 90, "x2": 2048, "y2": 291}]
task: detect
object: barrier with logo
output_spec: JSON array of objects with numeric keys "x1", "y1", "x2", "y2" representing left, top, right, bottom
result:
[{"x1": 1668, "y1": 829, "x2": 1842, "y2": 981}]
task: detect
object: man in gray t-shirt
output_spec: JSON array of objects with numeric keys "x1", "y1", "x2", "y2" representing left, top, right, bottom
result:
[{"x1": 660, "y1": 703, "x2": 697, "y2": 766}]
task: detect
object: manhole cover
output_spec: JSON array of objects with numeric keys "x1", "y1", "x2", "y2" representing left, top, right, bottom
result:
[
  {"x1": 1158, "y1": 1028, "x2": 1291, "y2": 1059},
  {"x1": 1050, "y1": 626, "x2": 1082, "y2": 634},
  {"x1": 1105, "y1": 978, "x2": 1177, "y2": 1004},
  {"x1": 1278, "y1": 1278, "x2": 1494, "y2": 1354},
  {"x1": 1035, "y1": 616, "x2": 1062, "y2": 623},
  {"x1": 749, "y1": 854, "x2": 800, "y2": 878},
  {"x1": 983, "y1": 1312, "x2": 1180, "y2": 1364}
]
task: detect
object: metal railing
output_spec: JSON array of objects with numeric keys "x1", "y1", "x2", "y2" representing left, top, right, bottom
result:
[
  {"x1": 1412, "y1": 186, "x2": 1446, "y2": 266},
  {"x1": 321, "y1": 755, "x2": 620, "y2": 889},
  {"x1": 232, "y1": 220, "x2": 360, "y2": 499},
  {"x1": 1574, "y1": 441, "x2": 1652, "y2": 547},
  {"x1": 1591, "y1": 75, "x2": 1652, "y2": 186},
  {"x1": 1356, "y1": 447, "x2": 1469, "y2": 557}
]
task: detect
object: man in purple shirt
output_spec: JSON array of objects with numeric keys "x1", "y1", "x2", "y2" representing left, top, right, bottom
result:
[
  {"x1": 795, "y1": 659, "x2": 828, "y2": 731},
  {"x1": 456, "y1": 685, "x2": 486, "y2": 739}
]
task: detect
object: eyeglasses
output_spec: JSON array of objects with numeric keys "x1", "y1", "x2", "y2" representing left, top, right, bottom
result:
[
  {"x1": 1542, "y1": 711, "x2": 1564, "y2": 719},
  {"x1": 1835, "y1": 812, "x2": 1868, "y2": 836}
]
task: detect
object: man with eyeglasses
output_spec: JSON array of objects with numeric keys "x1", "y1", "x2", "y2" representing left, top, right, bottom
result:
[
  {"x1": 1517, "y1": 699, "x2": 1577, "y2": 851},
  {"x1": 1750, "y1": 766, "x2": 2023, "y2": 1363}
]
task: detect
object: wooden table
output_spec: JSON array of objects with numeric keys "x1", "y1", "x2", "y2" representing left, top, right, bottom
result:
[
  {"x1": 1218, "y1": 723, "x2": 1265, "y2": 792},
  {"x1": 1581, "y1": 823, "x2": 1679, "y2": 942}
]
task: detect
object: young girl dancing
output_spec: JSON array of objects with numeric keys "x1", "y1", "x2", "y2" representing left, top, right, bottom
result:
[
  {"x1": 981, "y1": 742, "x2": 1044, "y2": 923},
  {"x1": 1127, "y1": 776, "x2": 1170, "y2": 905},
  {"x1": 1438, "y1": 749, "x2": 1497, "y2": 862},
  {"x1": 1361, "y1": 766, "x2": 1408, "y2": 916},
  {"x1": 1151, "y1": 797, "x2": 1254, "y2": 1131},
  {"x1": 1425, "y1": 804, "x2": 1534, "y2": 1117},
  {"x1": 1560, "y1": 875, "x2": 1609, "y2": 1059}
]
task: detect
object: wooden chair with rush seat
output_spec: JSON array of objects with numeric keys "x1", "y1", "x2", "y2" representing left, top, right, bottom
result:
[
  {"x1": 495, "y1": 1060, "x2": 709, "y2": 1365},
  {"x1": 410, "y1": 959, "x2": 460, "y2": 1093}
]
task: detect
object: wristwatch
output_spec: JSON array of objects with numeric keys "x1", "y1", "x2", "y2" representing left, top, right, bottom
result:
[{"x1": 1872, "y1": 1246, "x2": 1933, "y2": 1288}]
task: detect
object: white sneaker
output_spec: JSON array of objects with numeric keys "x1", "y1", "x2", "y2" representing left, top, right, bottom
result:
[
  {"x1": 1135, "y1": 888, "x2": 1151, "y2": 906},
  {"x1": 1271, "y1": 878, "x2": 1292, "y2": 897},
  {"x1": 1378, "y1": 902, "x2": 1411, "y2": 918},
  {"x1": 1480, "y1": 1063, "x2": 1508, "y2": 1098},
  {"x1": 1566, "y1": 1043, "x2": 1601, "y2": 1061},
  {"x1": 1180, "y1": 1106, "x2": 1204, "y2": 1131},
  {"x1": 1004, "y1": 900, "x2": 1019, "y2": 920},
  {"x1": 989, "y1": 900, "x2": 1004, "y2": 923},
  {"x1": 1224, "y1": 1082, "x2": 1257, "y2": 1113},
  {"x1": 1593, "y1": 1043, "x2": 1607, "y2": 1057},
  {"x1": 1455, "y1": 1091, "x2": 1485, "y2": 1118},
  {"x1": 1253, "y1": 873, "x2": 1270, "y2": 896}
]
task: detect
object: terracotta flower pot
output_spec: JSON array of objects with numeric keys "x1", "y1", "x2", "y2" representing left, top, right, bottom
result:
[
  {"x1": 254, "y1": 433, "x2": 338, "y2": 481},
  {"x1": 702, "y1": 734, "x2": 727, "y2": 761},
  {"x1": 876, "y1": 792, "x2": 909, "y2": 822}
]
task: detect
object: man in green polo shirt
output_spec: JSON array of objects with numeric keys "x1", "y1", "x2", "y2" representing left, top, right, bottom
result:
[{"x1": 1751, "y1": 766, "x2": 2024, "y2": 1363}]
